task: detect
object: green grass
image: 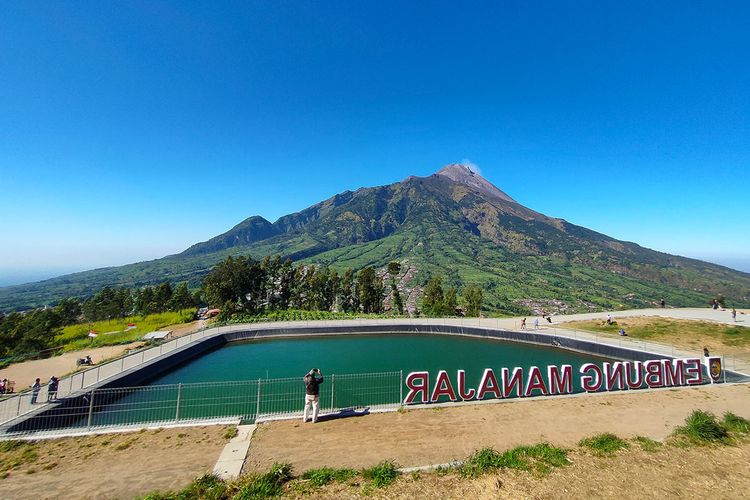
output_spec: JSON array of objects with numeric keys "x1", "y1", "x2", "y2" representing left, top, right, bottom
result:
[
  {"x1": 578, "y1": 433, "x2": 630, "y2": 456},
  {"x1": 300, "y1": 467, "x2": 356, "y2": 486},
  {"x1": 722, "y1": 412, "x2": 750, "y2": 434},
  {"x1": 458, "y1": 443, "x2": 569, "y2": 478},
  {"x1": 673, "y1": 410, "x2": 729, "y2": 444},
  {"x1": 632, "y1": 436, "x2": 662, "y2": 452},
  {"x1": 361, "y1": 461, "x2": 399, "y2": 488},
  {"x1": 227, "y1": 309, "x2": 402, "y2": 324},
  {"x1": 561, "y1": 318, "x2": 750, "y2": 348},
  {"x1": 57, "y1": 310, "x2": 195, "y2": 351}
]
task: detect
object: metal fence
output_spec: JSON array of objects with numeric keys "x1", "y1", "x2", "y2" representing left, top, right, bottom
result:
[
  {"x1": 0, "y1": 370, "x2": 402, "y2": 439},
  {"x1": 2, "y1": 317, "x2": 748, "y2": 429}
]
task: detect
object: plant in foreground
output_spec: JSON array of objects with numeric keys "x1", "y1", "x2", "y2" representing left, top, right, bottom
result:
[
  {"x1": 673, "y1": 410, "x2": 729, "y2": 444},
  {"x1": 458, "y1": 443, "x2": 569, "y2": 478},
  {"x1": 722, "y1": 412, "x2": 750, "y2": 435},
  {"x1": 301, "y1": 466, "x2": 356, "y2": 487},
  {"x1": 361, "y1": 461, "x2": 399, "y2": 488},
  {"x1": 578, "y1": 433, "x2": 629, "y2": 456}
]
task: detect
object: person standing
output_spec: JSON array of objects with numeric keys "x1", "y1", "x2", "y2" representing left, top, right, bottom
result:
[
  {"x1": 302, "y1": 368, "x2": 324, "y2": 423},
  {"x1": 533, "y1": 318, "x2": 540, "y2": 330},
  {"x1": 30, "y1": 378, "x2": 41, "y2": 404},
  {"x1": 47, "y1": 376, "x2": 59, "y2": 402},
  {"x1": 520, "y1": 318, "x2": 527, "y2": 330},
  {"x1": 732, "y1": 308, "x2": 737, "y2": 322}
]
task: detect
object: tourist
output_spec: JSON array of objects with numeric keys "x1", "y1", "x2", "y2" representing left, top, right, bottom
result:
[
  {"x1": 31, "y1": 378, "x2": 41, "y2": 404},
  {"x1": 606, "y1": 314, "x2": 613, "y2": 325},
  {"x1": 619, "y1": 328, "x2": 627, "y2": 336},
  {"x1": 732, "y1": 308, "x2": 737, "y2": 322},
  {"x1": 533, "y1": 318, "x2": 540, "y2": 330},
  {"x1": 47, "y1": 376, "x2": 59, "y2": 402},
  {"x1": 0, "y1": 379, "x2": 5, "y2": 394},
  {"x1": 703, "y1": 346, "x2": 710, "y2": 357},
  {"x1": 521, "y1": 318, "x2": 526, "y2": 330},
  {"x1": 660, "y1": 297, "x2": 665, "y2": 308},
  {"x1": 302, "y1": 368, "x2": 324, "y2": 423}
]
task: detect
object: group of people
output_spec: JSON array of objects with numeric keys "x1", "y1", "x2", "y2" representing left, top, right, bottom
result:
[
  {"x1": 520, "y1": 315, "x2": 552, "y2": 330},
  {"x1": 29, "y1": 376, "x2": 59, "y2": 404},
  {"x1": 0, "y1": 378, "x2": 14, "y2": 394}
]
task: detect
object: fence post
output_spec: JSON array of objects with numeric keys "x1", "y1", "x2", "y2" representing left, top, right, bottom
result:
[
  {"x1": 16, "y1": 394, "x2": 22, "y2": 416},
  {"x1": 330, "y1": 374, "x2": 335, "y2": 411},
  {"x1": 255, "y1": 379, "x2": 261, "y2": 420},
  {"x1": 399, "y1": 370, "x2": 403, "y2": 405},
  {"x1": 120, "y1": 357, "x2": 125, "y2": 373},
  {"x1": 87, "y1": 389, "x2": 95, "y2": 430},
  {"x1": 175, "y1": 383, "x2": 182, "y2": 422}
]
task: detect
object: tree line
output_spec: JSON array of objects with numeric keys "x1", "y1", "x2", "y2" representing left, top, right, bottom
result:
[
  {"x1": 1, "y1": 254, "x2": 484, "y2": 359},
  {"x1": 0, "y1": 282, "x2": 199, "y2": 359}
]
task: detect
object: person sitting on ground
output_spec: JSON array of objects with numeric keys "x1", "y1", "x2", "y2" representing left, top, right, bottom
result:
[
  {"x1": 703, "y1": 346, "x2": 710, "y2": 357},
  {"x1": 606, "y1": 314, "x2": 613, "y2": 325},
  {"x1": 302, "y1": 368, "x2": 324, "y2": 423},
  {"x1": 618, "y1": 328, "x2": 627, "y2": 336}
]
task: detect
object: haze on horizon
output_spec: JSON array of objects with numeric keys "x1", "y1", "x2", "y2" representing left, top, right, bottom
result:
[{"x1": 2, "y1": 2, "x2": 749, "y2": 286}]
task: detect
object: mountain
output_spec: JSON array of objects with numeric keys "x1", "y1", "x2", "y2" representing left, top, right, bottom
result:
[{"x1": 1, "y1": 164, "x2": 749, "y2": 312}]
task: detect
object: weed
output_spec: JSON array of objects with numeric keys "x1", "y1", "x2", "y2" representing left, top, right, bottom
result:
[
  {"x1": 578, "y1": 433, "x2": 629, "y2": 455},
  {"x1": 115, "y1": 440, "x2": 135, "y2": 451},
  {"x1": 459, "y1": 444, "x2": 569, "y2": 478},
  {"x1": 100, "y1": 440, "x2": 111, "y2": 446},
  {"x1": 0, "y1": 471, "x2": 9, "y2": 479},
  {"x1": 362, "y1": 461, "x2": 399, "y2": 488},
  {"x1": 301, "y1": 467, "x2": 356, "y2": 486},
  {"x1": 632, "y1": 436, "x2": 661, "y2": 452},
  {"x1": 223, "y1": 427, "x2": 239, "y2": 440},
  {"x1": 723, "y1": 412, "x2": 750, "y2": 434},
  {"x1": 177, "y1": 433, "x2": 187, "y2": 438},
  {"x1": 410, "y1": 471, "x2": 422, "y2": 481},
  {"x1": 180, "y1": 473, "x2": 227, "y2": 499},
  {"x1": 674, "y1": 410, "x2": 729, "y2": 444},
  {"x1": 43, "y1": 462, "x2": 58, "y2": 470},
  {"x1": 25, "y1": 468, "x2": 36, "y2": 474},
  {"x1": 0, "y1": 441, "x2": 24, "y2": 453}
]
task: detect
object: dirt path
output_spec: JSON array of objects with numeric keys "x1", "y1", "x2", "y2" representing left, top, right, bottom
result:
[
  {"x1": 0, "y1": 320, "x2": 205, "y2": 392},
  {"x1": 244, "y1": 383, "x2": 750, "y2": 473},
  {"x1": 0, "y1": 425, "x2": 232, "y2": 500}
]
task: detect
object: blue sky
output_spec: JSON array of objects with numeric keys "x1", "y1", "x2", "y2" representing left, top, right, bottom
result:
[{"x1": 1, "y1": 1, "x2": 749, "y2": 285}]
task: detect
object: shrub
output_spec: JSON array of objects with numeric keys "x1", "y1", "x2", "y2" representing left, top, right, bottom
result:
[
  {"x1": 578, "y1": 433, "x2": 629, "y2": 455},
  {"x1": 674, "y1": 410, "x2": 729, "y2": 444},
  {"x1": 723, "y1": 412, "x2": 750, "y2": 434},
  {"x1": 362, "y1": 461, "x2": 399, "y2": 488},
  {"x1": 179, "y1": 473, "x2": 227, "y2": 500},
  {"x1": 223, "y1": 427, "x2": 238, "y2": 440}
]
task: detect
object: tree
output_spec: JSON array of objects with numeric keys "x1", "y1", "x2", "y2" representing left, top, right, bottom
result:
[
  {"x1": 442, "y1": 287, "x2": 457, "y2": 316},
  {"x1": 387, "y1": 261, "x2": 404, "y2": 315},
  {"x1": 55, "y1": 297, "x2": 81, "y2": 325},
  {"x1": 357, "y1": 267, "x2": 384, "y2": 313},
  {"x1": 170, "y1": 282, "x2": 195, "y2": 311},
  {"x1": 422, "y1": 275, "x2": 445, "y2": 316},
  {"x1": 462, "y1": 287, "x2": 483, "y2": 317},
  {"x1": 338, "y1": 269, "x2": 358, "y2": 313}
]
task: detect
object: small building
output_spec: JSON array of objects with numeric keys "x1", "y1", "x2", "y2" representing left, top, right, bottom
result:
[{"x1": 142, "y1": 330, "x2": 173, "y2": 341}]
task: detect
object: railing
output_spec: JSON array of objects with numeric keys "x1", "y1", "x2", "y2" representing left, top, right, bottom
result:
[
  {"x1": 0, "y1": 370, "x2": 402, "y2": 439},
  {"x1": 2, "y1": 317, "x2": 748, "y2": 427}
]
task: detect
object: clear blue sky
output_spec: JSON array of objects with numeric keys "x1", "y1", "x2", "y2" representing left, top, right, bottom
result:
[{"x1": 1, "y1": 1, "x2": 749, "y2": 285}]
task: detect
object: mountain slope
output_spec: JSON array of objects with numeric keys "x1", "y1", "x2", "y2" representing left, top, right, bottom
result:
[{"x1": 1, "y1": 164, "x2": 749, "y2": 312}]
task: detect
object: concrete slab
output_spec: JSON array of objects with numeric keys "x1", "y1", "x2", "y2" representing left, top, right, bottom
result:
[{"x1": 213, "y1": 424, "x2": 256, "y2": 480}]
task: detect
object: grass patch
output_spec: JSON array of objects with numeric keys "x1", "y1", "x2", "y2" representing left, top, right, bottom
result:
[
  {"x1": 459, "y1": 443, "x2": 569, "y2": 478},
  {"x1": 561, "y1": 317, "x2": 750, "y2": 351},
  {"x1": 57, "y1": 310, "x2": 195, "y2": 351},
  {"x1": 235, "y1": 463, "x2": 293, "y2": 499},
  {"x1": 673, "y1": 410, "x2": 729, "y2": 444},
  {"x1": 301, "y1": 467, "x2": 356, "y2": 487},
  {"x1": 223, "y1": 427, "x2": 238, "y2": 440},
  {"x1": 723, "y1": 412, "x2": 750, "y2": 434},
  {"x1": 578, "y1": 433, "x2": 629, "y2": 455},
  {"x1": 361, "y1": 461, "x2": 399, "y2": 488},
  {"x1": 632, "y1": 436, "x2": 662, "y2": 452}
]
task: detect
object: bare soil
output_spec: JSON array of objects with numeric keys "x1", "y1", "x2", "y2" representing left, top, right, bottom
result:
[
  {"x1": 244, "y1": 383, "x2": 750, "y2": 473},
  {"x1": 0, "y1": 425, "x2": 231, "y2": 500}
]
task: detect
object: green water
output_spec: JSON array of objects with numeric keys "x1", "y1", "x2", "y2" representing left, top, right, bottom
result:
[
  {"x1": 43, "y1": 334, "x2": 613, "y2": 432},
  {"x1": 148, "y1": 334, "x2": 609, "y2": 386}
]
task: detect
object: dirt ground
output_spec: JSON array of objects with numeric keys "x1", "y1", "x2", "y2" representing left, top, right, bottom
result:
[
  {"x1": 0, "y1": 425, "x2": 231, "y2": 500},
  {"x1": 0, "y1": 320, "x2": 205, "y2": 392},
  {"x1": 295, "y1": 440, "x2": 750, "y2": 499},
  {"x1": 244, "y1": 383, "x2": 750, "y2": 473}
]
